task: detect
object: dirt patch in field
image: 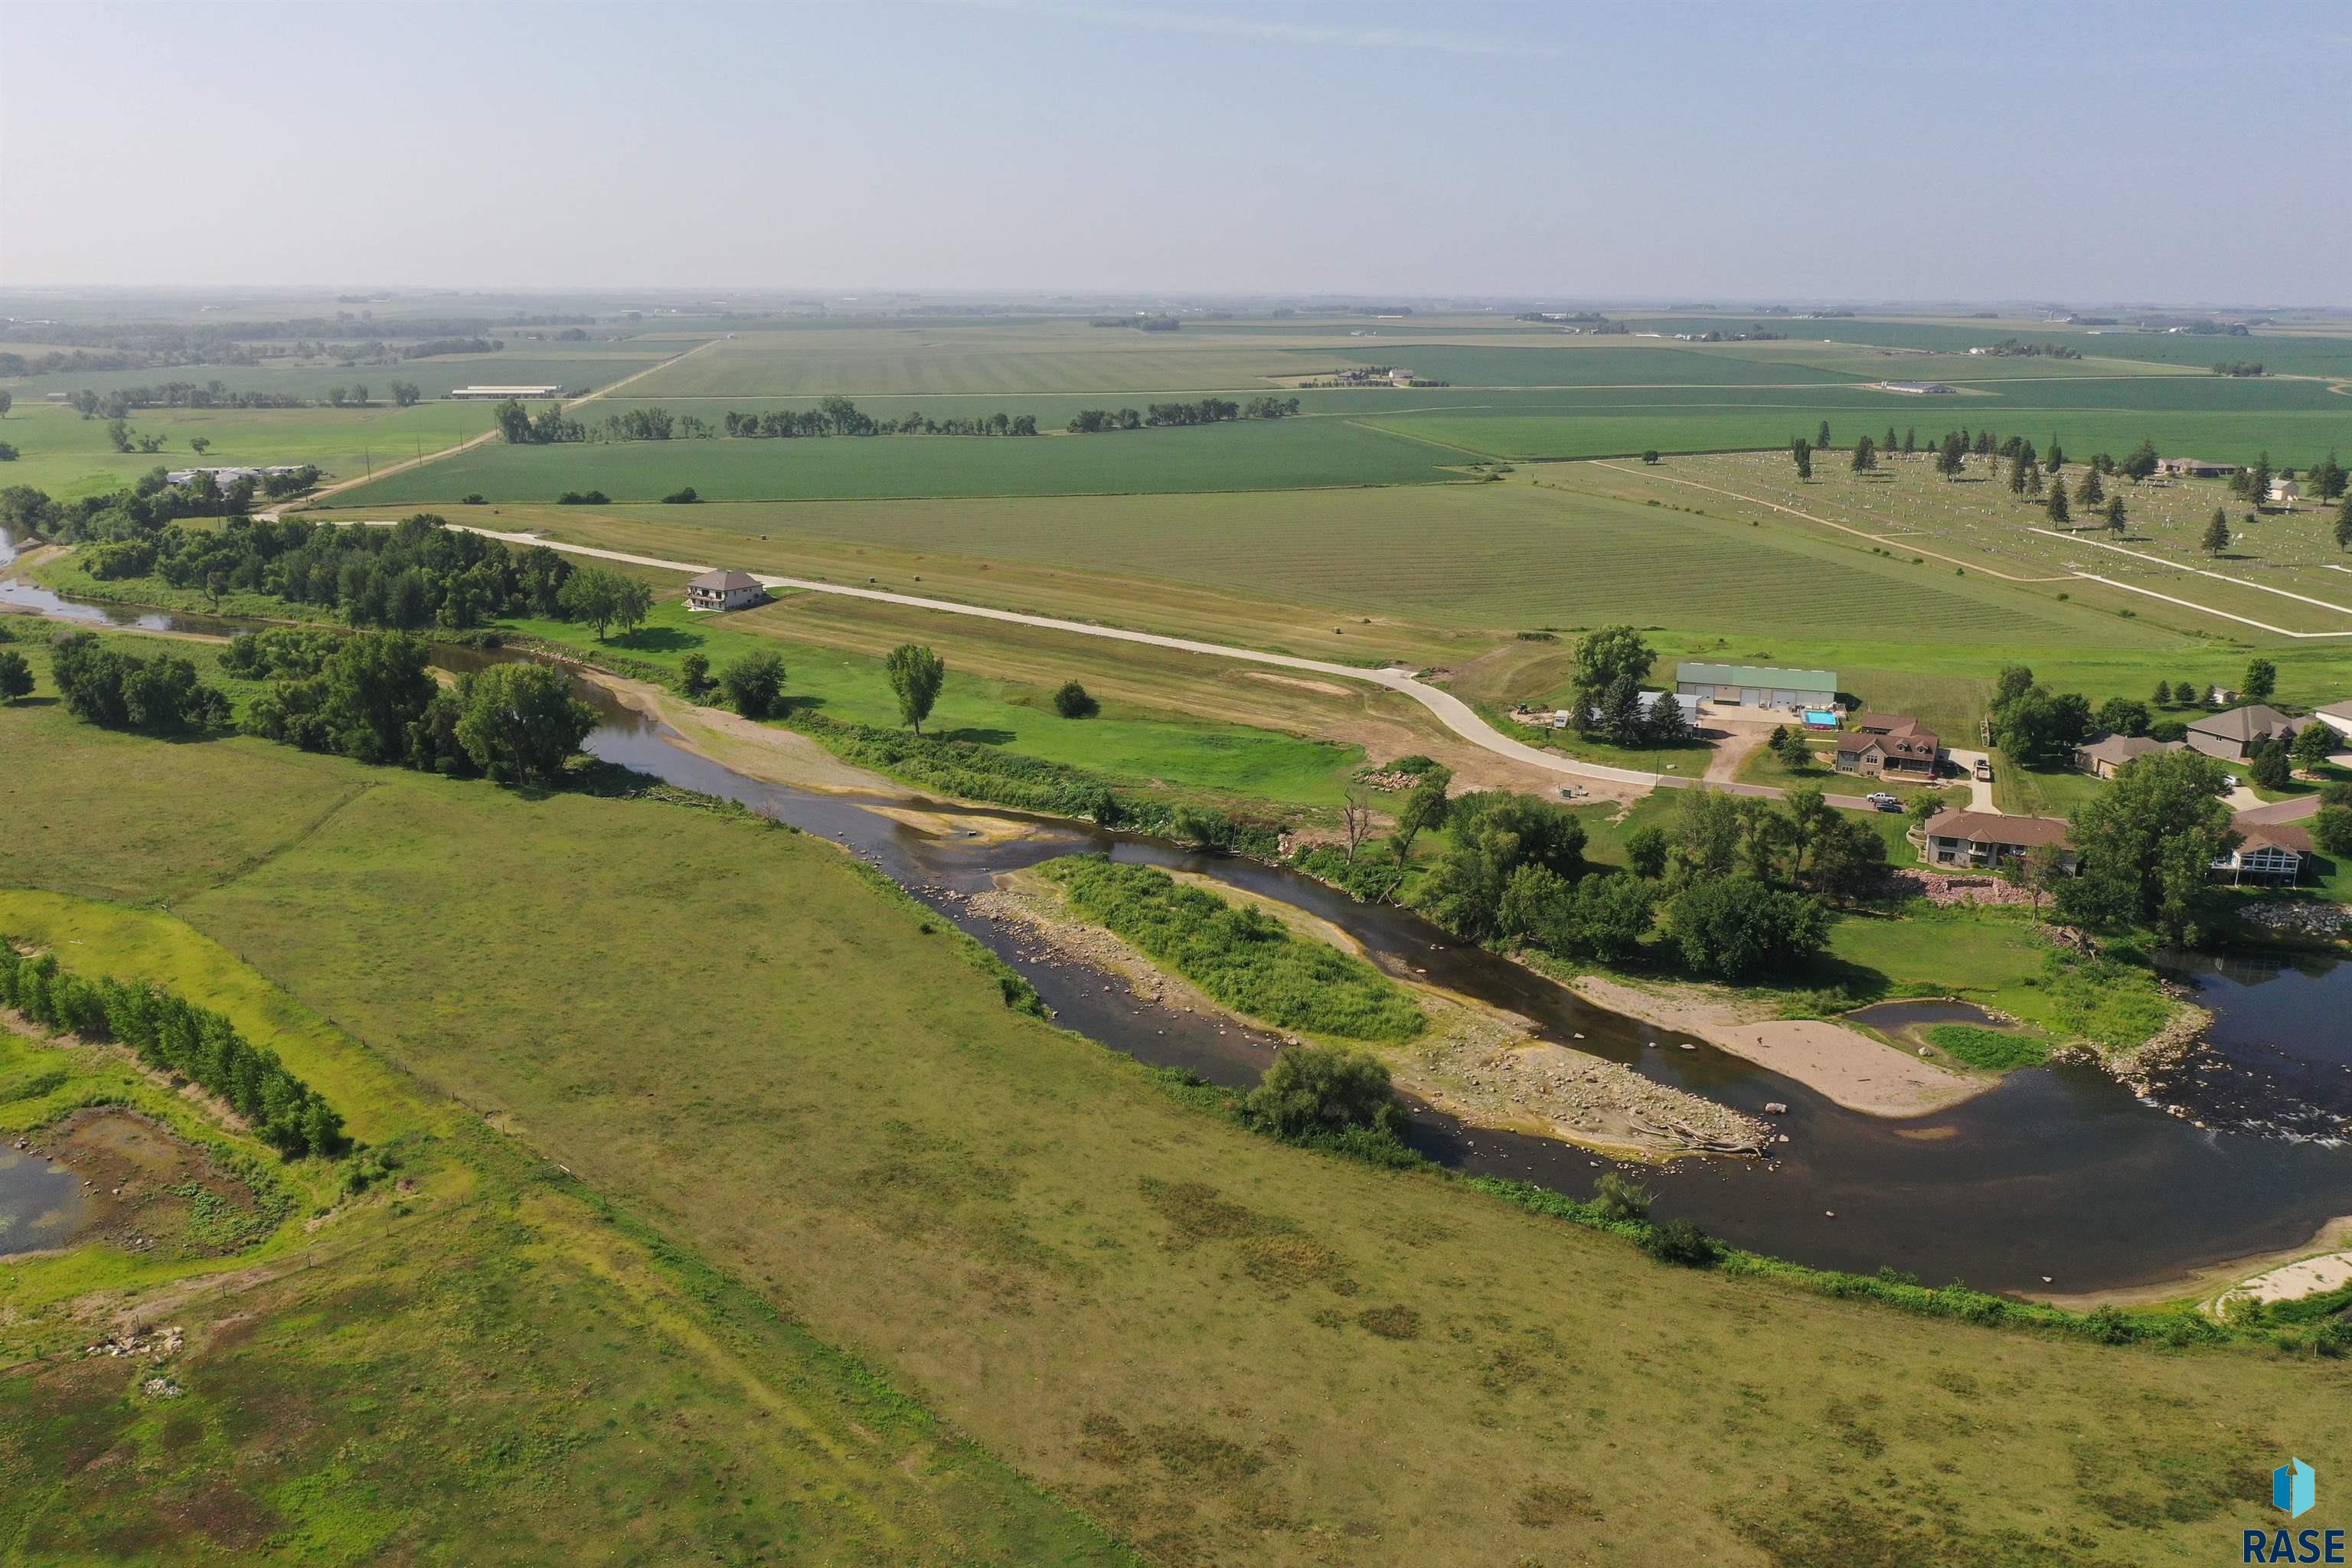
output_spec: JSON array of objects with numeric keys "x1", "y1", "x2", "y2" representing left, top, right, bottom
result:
[
  {"x1": 21, "y1": 1108, "x2": 278, "y2": 1261},
  {"x1": 1239, "y1": 671, "x2": 1354, "y2": 697}
]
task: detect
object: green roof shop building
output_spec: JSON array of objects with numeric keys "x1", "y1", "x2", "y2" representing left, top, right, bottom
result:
[{"x1": 1674, "y1": 662, "x2": 1839, "y2": 714}]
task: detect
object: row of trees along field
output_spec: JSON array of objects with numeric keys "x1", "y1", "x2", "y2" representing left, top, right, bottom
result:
[
  {"x1": 0, "y1": 942, "x2": 347, "y2": 1158},
  {"x1": 491, "y1": 396, "x2": 1054, "y2": 445},
  {"x1": 1067, "y1": 397, "x2": 1299, "y2": 433},
  {"x1": 48, "y1": 624, "x2": 597, "y2": 785}
]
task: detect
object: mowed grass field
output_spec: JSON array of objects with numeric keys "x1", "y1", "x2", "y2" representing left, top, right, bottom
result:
[
  {"x1": 1561, "y1": 450, "x2": 2352, "y2": 637},
  {"x1": 7, "y1": 668, "x2": 2342, "y2": 1566},
  {"x1": 1362, "y1": 403, "x2": 2350, "y2": 469},
  {"x1": 318, "y1": 416, "x2": 1466, "y2": 504}
]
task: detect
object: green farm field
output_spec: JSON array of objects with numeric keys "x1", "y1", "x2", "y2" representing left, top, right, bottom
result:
[
  {"x1": 0, "y1": 343, "x2": 684, "y2": 403},
  {"x1": 316, "y1": 415, "x2": 1465, "y2": 505},
  {"x1": 6, "y1": 658, "x2": 2343, "y2": 1566}
]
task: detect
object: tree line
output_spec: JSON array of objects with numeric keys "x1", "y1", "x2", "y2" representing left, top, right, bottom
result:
[
  {"x1": 0, "y1": 942, "x2": 348, "y2": 1158},
  {"x1": 1067, "y1": 397, "x2": 1298, "y2": 433},
  {"x1": 495, "y1": 395, "x2": 1051, "y2": 445}
]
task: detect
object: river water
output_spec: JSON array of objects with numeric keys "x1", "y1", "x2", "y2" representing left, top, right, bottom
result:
[
  {"x1": 10, "y1": 528, "x2": 2350, "y2": 1295},
  {"x1": 539, "y1": 670, "x2": 2352, "y2": 1296}
]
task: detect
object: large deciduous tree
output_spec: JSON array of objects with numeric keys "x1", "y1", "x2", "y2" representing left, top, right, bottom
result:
[
  {"x1": 2054, "y1": 750, "x2": 2236, "y2": 944},
  {"x1": 453, "y1": 662, "x2": 596, "y2": 785},
  {"x1": 886, "y1": 642, "x2": 946, "y2": 735}
]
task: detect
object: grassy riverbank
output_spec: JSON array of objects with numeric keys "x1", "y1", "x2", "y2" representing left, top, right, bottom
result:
[
  {"x1": 0, "y1": 891, "x2": 1123, "y2": 1566},
  {"x1": 6, "y1": 632, "x2": 2348, "y2": 1565}
]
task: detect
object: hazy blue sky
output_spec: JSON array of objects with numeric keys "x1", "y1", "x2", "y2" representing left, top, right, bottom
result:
[{"x1": 5, "y1": 0, "x2": 2344, "y2": 302}]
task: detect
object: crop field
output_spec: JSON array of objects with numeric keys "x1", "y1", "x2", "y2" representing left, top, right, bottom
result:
[
  {"x1": 0, "y1": 344, "x2": 684, "y2": 403},
  {"x1": 1605, "y1": 315, "x2": 2352, "y2": 377},
  {"x1": 5, "y1": 684, "x2": 2336, "y2": 1566},
  {"x1": 1294, "y1": 342, "x2": 1873, "y2": 387},
  {"x1": 1562, "y1": 450, "x2": 2352, "y2": 639},
  {"x1": 318, "y1": 414, "x2": 1465, "y2": 505},
  {"x1": 621, "y1": 323, "x2": 1318, "y2": 397}
]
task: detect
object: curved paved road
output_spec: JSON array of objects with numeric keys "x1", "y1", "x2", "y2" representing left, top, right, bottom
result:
[{"x1": 339, "y1": 519, "x2": 1898, "y2": 812}]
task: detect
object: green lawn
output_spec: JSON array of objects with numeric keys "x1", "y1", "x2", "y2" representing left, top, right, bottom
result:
[
  {"x1": 1991, "y1": 756, "x2": 2108, "y2": 818},
  {"x1": 517, "y1": 594, "x2": 1365, "y2": 808}
]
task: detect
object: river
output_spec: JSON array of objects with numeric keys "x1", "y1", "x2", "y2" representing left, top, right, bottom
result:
[{"x1": 10, "y1": 525, "x2": 2350, "y2": 1295}]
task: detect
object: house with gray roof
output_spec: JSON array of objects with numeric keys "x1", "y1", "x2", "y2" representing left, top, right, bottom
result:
[
  {"x1": 2184, "y1": 705, "x2": 2301, "y2": 763},
  {"x1": 685, "y1": 569, "x2": 764, "y2": 612},
  {"x1": 2072, "y1": 733, "x2": 2186, "y2": 779}
]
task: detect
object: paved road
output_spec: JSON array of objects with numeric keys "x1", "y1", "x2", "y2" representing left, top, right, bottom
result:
[{"x1": 335, "y1": 519, "x2": 1919, "y2": 816}]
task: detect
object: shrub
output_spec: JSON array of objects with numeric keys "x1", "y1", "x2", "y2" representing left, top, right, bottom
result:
[
  {"x1": 719, "y1": 651, "x2": 787, "y2": 719},
  {"x1": 1592, "y1": 1171, "x2": 1651, "y2": 1223},
  {"x1": 1243, "y1": 1043, "x2": 1411, "y2": 1140},
  {"x1": 554, "y1": 489, "x2": 610, "y2": 505},
  {"x1": 1642, "y1": 1217, "x2": 1719, "y2": 1267},
  {"x1": 678, "y1": 652, "x2": 712, "y2": 698},
  {"x1": 459, "y1": 493, "x2": 486, "y2": 505},
  {"x1": 1052, "y1": 679, "x2": 1098, "y2": 718},
  {"x1": 660, "y1": 486, "x2": 700, "y2": 505},
  {"x1": 2311, "y1": 805, "x2": 2352, "y2": 858}
]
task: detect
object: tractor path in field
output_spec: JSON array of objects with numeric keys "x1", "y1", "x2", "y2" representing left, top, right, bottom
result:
[
  {"x1": 284, "y1": 338, "x2": 726, "y2": 511},
  {"x1": 338, "y1": 519, "x2": 1921, "y2": 811}
]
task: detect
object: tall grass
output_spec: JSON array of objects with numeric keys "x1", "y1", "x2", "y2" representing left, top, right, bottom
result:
[{"x1": 1040, "y1": 856, "x2": 1424, "y2": 1043}]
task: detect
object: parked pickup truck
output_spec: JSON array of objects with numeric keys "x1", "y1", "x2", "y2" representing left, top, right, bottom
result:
[
  {"x1": 1866, "y1": 792, "x2": 1903, "y2": 812},
  {"x1": 1974, "y1": 759, "x2": 1993, "y2": 782}
]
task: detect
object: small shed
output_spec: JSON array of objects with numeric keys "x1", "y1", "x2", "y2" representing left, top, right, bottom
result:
[{"x1": 685, "y1": 569, "x2": 763, "y2": 612}]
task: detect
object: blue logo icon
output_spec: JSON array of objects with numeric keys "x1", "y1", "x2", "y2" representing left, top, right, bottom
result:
[{"x1": 2275, "y1": 1457, "x2": 2316, "y2": 1520}]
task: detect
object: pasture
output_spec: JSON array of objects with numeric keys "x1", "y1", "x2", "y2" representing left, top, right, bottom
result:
[
  {"x1": 361, "y1": 479, "x2": 2184, "y2": 648},
  {"x1": 0, "y1": 400, "x2": 499, "y2": 500},
  {"x1": 5, "y1": 684, "x2": 2336, "y2": 1568},
  {"x1": 315, "y1": 413, "x2": 1465, "y2": 505},
  {"x1": 0, "y1": 881, "x2": 1121, "y2": 1565}
]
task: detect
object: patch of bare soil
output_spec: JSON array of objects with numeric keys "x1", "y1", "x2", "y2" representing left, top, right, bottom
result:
[
  {"x1": 21, "y1": 1108, "x2": 277, "y2": 1260},
  {"x1": 972, "y1": 872, "x2": 1766, "y2": 1159},
  {"x1": 1567, "y1": 975, "x2": 1988, "y2": 1117},
  {"x1": 1239, "y1": 671, "x2": 1354, "y2": 697}
]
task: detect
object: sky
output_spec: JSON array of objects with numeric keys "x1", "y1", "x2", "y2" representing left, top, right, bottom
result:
[{"x1": 3, "y1": 0, "x2": 2347, "y2": 304}]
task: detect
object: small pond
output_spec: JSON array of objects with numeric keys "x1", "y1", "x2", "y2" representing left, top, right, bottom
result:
[{"x1": 0, "y1": 1144, "x2": 85, "y2": 1257}]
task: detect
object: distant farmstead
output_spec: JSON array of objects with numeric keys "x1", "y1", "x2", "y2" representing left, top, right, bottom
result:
[
  {"x1": 1674, "y1": 662, "x2": 1837, "y2": 714},
  {"x1": 1878, "y1": 381, "x2": 1955, "y2": 395},
  {"x1": 685, "y1": 569, "x2": 763, "y2": 612},
  {"x1": 162, "y1": 465, "x2": 310, "y2": 488},
  {"x1": 450, "y1": 384, "x2": 564, "y2": 400}
]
